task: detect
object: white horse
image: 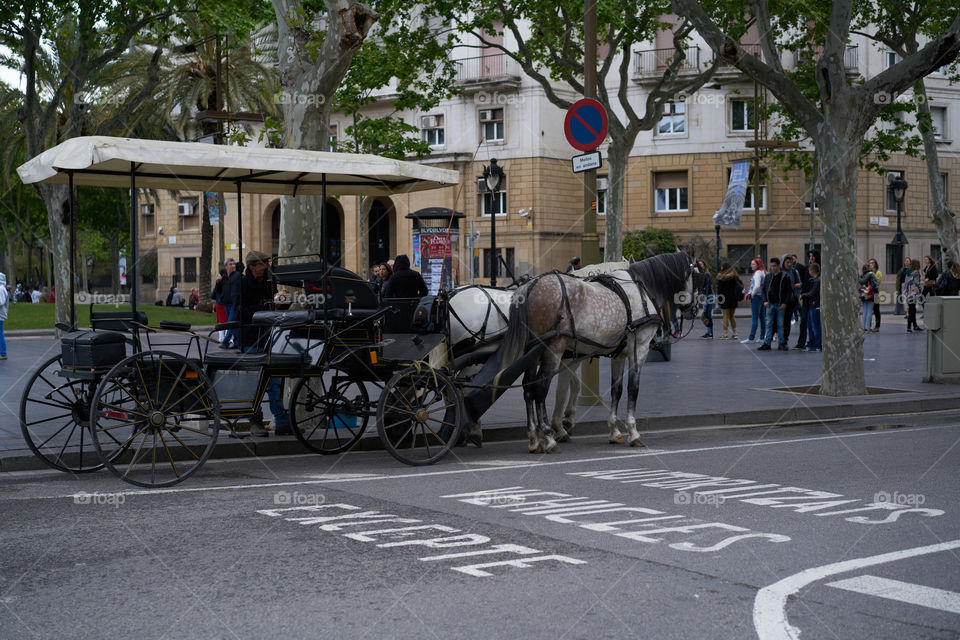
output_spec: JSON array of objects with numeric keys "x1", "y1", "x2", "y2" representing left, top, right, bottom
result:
[{"x1": 494, "y1": 252, "x2": 699, "y2": 453}]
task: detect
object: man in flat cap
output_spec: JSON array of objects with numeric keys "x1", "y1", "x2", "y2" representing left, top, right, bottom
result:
[{"x1": 239, "y1": 250, "x2": 291, "y2": 436}]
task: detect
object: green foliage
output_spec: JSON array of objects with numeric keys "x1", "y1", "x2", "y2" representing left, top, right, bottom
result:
[{"x1": 622, "y1": 227, "x2": 680, "y2": 261}]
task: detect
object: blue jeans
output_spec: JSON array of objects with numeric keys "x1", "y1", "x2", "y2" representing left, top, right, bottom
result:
[
  {"x1": 0, "y1": 319, "x2": 6, "y2": 356},
  {"x1": 764, "y1": 305, "x2": 785, "y2": 346},
  {"x1": 806, "y1": 307, "x2": 822, "y2": 350},
  {"x1": 222, "y1": 304, "x2": 238, "y2": 347},
  {"x1": 703, "y1": 300, "x2": 714, "y2": 335},
  {"x1": 861, "y1": 301, "x2": 874, "y2": 330},
  {"x1": 242, "y1": 345, "x2": 290, "y2": 428},
  {"x1": 749, "y1": 296, "x2": 766, "y2": 341}
]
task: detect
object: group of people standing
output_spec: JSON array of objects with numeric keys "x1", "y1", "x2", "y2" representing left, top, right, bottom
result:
[
  {"x1": 698, "y1": 252, "x2": 822, "y2": 353},
  {"x1": 887, "y1": 256, "x2": 960, "y2": 333}
]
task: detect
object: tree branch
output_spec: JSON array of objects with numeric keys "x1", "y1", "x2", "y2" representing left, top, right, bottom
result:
[
  {"x1": 94, "y1": 46, "x2": 164, "y2": 135},
  {"x1": 749, "y1": 0, "x2": 784, "y2": 75}
]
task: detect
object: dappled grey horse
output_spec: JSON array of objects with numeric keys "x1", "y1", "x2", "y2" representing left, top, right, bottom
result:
[{"x1": 494, "y1": 252, "x2": 699, "y2": 453}]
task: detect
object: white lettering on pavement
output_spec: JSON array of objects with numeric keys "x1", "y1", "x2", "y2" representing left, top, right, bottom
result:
[{"x1": 257, "y1": 503, "x2": 586, "y2": 577}]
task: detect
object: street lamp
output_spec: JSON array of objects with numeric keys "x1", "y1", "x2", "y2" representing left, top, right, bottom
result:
[
  {"x1": 889, "y1": 174, "x2": 909, "y2": 271},
  {"x1": 482, "y1": 158, "x2": 505, "y2": 287}
]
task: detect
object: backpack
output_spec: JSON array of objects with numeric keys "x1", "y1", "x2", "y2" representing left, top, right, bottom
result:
[
  {"x1": 735, "y1": 278, "x2": 745, "y2": 302},
  {"x1": 859, "y1": 280, "x2": 875, "y2": 301},
  {"x1": 932, "y1": 272, "x2": 949, "y2": 297}
]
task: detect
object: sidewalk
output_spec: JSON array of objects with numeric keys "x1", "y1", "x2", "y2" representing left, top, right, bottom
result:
[{"x1": 2, "y1": 311, "x2": 957, "y2": 472}]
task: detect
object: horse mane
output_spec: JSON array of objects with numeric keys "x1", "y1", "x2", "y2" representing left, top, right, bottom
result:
[{"x1": 627, "y1": 252, "x2": 692, "y2": 306}]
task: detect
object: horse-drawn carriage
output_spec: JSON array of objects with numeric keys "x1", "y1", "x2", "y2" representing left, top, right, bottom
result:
[{"x1": 16, "y1": 136, "x2": 701, "y2": 488}]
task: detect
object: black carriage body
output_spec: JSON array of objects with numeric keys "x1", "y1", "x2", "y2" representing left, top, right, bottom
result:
[{"x1": 60, "y1": 330, "x2": 127, "y2": 369}]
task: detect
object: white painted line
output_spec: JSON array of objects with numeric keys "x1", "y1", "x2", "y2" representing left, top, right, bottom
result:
[
  {"x1": 826, "y1": 575, "x2": 960, "y2": 615},
  {"x1": 754, "y1": 539, "x2": 960, "y2": 640},
  {"x1": 3, "y1": 423, "x2": 957, "y2": 502}
]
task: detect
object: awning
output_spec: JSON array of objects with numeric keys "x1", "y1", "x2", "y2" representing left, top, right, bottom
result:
[{"x1": 17, "y1": 136, "x2": 460, "y2": 196}]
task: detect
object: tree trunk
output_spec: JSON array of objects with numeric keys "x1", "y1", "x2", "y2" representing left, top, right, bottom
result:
[
  {"x1": 38, "y1": 183, "x2": 73, "y2": 328},
  {"x1": 80, "y1": 244, "x2": 89, "y2": 293},
  {"x1": 915, "y1": 82, "x2": 959, "y2": 263},
  {"x1": 817, "y1": 134, "x2": 866, "y2": 396},
  {"x1": 1, "y1": 229, "x2": 16, "y2": 288},
  {"x1": 199, "y1": 201, "x2": 213, "y2": 312},
  {"x1": 604, "y1": 141, "x2": 631, "y2": 260},
  {"x1": 26, "y1": 237, "x2": 34, "y2": 287}
]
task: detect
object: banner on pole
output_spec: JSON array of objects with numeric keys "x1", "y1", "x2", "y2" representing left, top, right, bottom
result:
[
  {"x1": 713, "y1": 160, "x2": 750, "y2": 229},
  {"x1": 205, "y1": 192, "x2": 223, "y2": 226}
]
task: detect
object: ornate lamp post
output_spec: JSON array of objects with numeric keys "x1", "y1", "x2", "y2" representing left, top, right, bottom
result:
[
  {"x1": 890, "y1": 174, "x2": 909, "y2": 279},
  {"x1": 482, "y1": 158, "x2": 505, "y2": 287}
]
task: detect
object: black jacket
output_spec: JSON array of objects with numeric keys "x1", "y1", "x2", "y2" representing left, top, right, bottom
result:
[
  {"x1": 764, "y1": 272, "x2": 792, "y2": 306},
  {"x1": 802, "y1": 276, "x2": 821, "y2": 309},
  {"x1": 220, "y1": 270, "x2": 241, "y2": 306},
  {"x1": 239, "y1": 270, "x2": 276, "y2": 349},
  {"x1": 382, "y1": 254, "x2": 427, "y2": 298}
]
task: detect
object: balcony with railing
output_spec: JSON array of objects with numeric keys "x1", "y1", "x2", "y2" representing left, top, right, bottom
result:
[
  {"x1": 454, "y1": 54, "x2": 522, "y2": 92},
  {"x1": 632, "y1": 46, "x2": 702, "y2": 84},
  {"x1": 794, "y1": 44, "x2": 859, "y2": 74}
]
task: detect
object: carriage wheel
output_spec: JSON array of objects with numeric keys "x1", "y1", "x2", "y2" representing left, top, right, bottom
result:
[
  {"x1": 289, "y1": 373, "x2": 370, "y2": 455},
  {"x1": 19, "y1": 354, "x2": 107, "y2": 473},
  {"x1": 89, "y1": 351, "x2": 220, "y2": 488},
  {"x1": 376, "y1": 366, "x2": 462, "y2": 466}
]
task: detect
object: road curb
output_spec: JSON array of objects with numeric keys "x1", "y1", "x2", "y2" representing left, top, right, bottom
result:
[{"x1": 4, "y1": 394, "x2": 959, "y2": 474}]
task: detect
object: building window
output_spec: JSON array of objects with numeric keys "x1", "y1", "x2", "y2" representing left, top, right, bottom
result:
[
  {"x1": 654, "y1": 171, "x2": 688, "y2": 212},
  {"x1": 421, "y1": 114, "x2": 445, "y2": 146},
  {"x1": 480, "y1": 108, "x2": 504, "y2": 142},
  {"x1": 597, "y1": 176, "x2": 607, "y2": 215},
  {"x1": 329, "y1": 124, "x2": 338, "y2": 151},
  {"x1": 886, "y1": 170, "x2": 904, "y2": 212},
  {"x1": 885, "y1": 50, "x2": 900, "y2": 69},
  {"x1": 479, "y1": 176, "x2": 507, "y2": 216},
  {"x1": 884, "y1": 244, "x2": 901, "y2": 275},
  {"x1": 657, "y1": 101, "x2": 686, "y2": 135},
  {"x1": 730, "y1": 99, "x2": 755, "y2": 132},
  {"x1": 727, "y1": 167, "x2": 766, "y2": 209},
  {"x1": 727, "y1": 244, "x2": 767, "y2": 274},
  {"x1": 178, "y1": 198, "x2": 199, "y2": 232},
  {"x1": 804, "y1": 176, "x2": 820, "y2": 210},
  {"x1": 932, "y1": 244, "x2": 943, "y2": 269},
  {"x1": 141, "y1": 203, "x2": 155, "y2": 236},
  {"x1": 930, "y1": 106, "x2": 946, "y2": 140},
  {"x1": 483, "y1": 247, "x2": 515, "y2": 279},
  {"x1": 183, "y1": 257, "x2": 197, "y2": 283}
]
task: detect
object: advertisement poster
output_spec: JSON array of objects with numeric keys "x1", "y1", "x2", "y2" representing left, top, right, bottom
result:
[
  {"x1": 205, "y1": 192, "x2": 223, "y2": 226},
  {"x1": 413, "y1": 227, "x2": 457, "y2": 295}
]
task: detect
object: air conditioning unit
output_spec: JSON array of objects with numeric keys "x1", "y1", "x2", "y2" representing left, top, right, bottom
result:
[
  {"x1": 178, "y1": 202, "x2": 194, "y2": 216},
  {"x1": 596, "y1": 177, "x2": 608, "y2": 191},
  {"x1": 479, "y1": 109, "x2": 497, "y2": 121},
  {"x1": 140, "y1": 204, "x2": 155, "y2": 215},
  {"x1": 421, "y1": 115, "x2": 438, "y2": 129}
]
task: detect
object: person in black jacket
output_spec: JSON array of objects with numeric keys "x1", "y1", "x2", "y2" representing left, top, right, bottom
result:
[
  {"x1": 237, "y1": 250, "x2": 290, "y2": 436},
  {"x1": 802, "y1": 263, "x2": 821, "y2": 351},
  {"x1": 759, "y1": 257, "x2": 793, "y2": 351},
  {"x1": 381, "y1": 254, "x2": 427, "y2": 298},
  {"x1": 219, "y1": 258, "x2": 241, "y2": 349},
  {"x1": 793, "y1": 253, "x2": 812, "y2": 349}
]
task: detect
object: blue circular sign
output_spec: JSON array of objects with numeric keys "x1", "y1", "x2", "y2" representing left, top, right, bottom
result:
[{"x1": 564, "y1": 98, "x2": 609, "y2": 151}]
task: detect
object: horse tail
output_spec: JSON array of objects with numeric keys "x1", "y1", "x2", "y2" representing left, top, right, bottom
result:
[{"x1": 494, "y1": 285, "x2": 532, "y2": 378}]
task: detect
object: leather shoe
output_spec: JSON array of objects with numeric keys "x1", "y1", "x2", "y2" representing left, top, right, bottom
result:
[{"x1": 757, "y1": 344, "x2": 771, "y2": 351}]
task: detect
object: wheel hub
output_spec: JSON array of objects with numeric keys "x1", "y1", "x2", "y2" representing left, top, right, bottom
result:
[
  {"x1": 415, "y1": 409, "x2": 429, "y2": 423},
  {"x1": 149, "y1": 410, "x2": 166, "y2": 428}
]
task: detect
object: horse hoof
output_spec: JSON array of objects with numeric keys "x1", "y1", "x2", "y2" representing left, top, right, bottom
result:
[
  {"x1": 609, "y1": 435, "x2": 624, "y2": 445},
  {"x1": 561, "y1": 418, "x2": 575, "y2": 435},
  {"x1": 543, "y1": 436, "x2": 558, "y2": 453},
  {"x1": 528, "y1": 444, "x2": 542, "y2": 454},
  {"x1": 629, "y1": 438, "x2": 646, "y2": 448},
  {"x1": 555, "y1": 430, "x2": 570, "y2": 443},
  {"x1": 467, "y1": 433, "x2": 483, "y2": 448}
]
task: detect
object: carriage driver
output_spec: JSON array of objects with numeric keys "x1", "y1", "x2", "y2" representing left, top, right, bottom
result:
[{"x1": 239, "y1": 250, "x2": 292, "y2": 436}]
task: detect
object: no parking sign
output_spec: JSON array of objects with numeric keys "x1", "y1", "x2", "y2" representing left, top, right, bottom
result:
[{"x1": 564, "y1": 98, "x2": 608, "y2": 151}]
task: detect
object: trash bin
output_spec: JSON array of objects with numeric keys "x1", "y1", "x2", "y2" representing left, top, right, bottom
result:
[{"x1": 924, "y1": 296, "x2": 960, "y2": 383}]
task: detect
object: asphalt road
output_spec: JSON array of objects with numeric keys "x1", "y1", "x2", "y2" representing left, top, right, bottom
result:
[{"x1": 2, "y1": 414, "x2": 958, "y2": 640}]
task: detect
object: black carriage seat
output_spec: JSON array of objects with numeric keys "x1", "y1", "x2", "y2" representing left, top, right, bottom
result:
[
  {"x1": 204, "y1": 350, "x2": 308, "y2": 369},
  {"x1": 90, "y1": 310, "x2": 148, "y2": 332},
  {"x1": 251, "y1": 309, "x2": 316, "y2": 326},
  {"x1": 158, "y1": 320, "x2": 191, "y2": 331}
]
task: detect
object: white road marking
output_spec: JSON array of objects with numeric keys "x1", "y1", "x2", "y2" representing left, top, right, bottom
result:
[
  {"x1": 754, "y1": 539, "x2": 960, "y2": 640},
  {"x1": 3, "y1": 423, "x2": 957, "y2": 502},
  {"x1": 826, "y1": 575, "x2": 960, "y2": 615}
]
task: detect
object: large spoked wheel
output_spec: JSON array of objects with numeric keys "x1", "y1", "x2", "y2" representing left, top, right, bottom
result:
[
  {"x1": 289, "y1": 372, "x2": 370, "y2": 455},
  {"x1": 89, "y1": 351, "x2": 220, "y2": 488},
  {"x1": 376, "y1": 366, "x2": 462, "y2": 466},
  {"x1": 19, "y1": 354, "x2": 109, "y2": 473}
]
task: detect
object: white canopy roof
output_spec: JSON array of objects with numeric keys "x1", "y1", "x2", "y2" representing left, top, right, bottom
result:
[{"x1": 17, "y1": 136, "x2": 460, "y2": 196}]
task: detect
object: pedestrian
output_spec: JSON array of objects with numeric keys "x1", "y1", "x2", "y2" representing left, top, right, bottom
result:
[
  {"x1": 566, "y1": 257, "x2": 582, "y2": 273},
  {"x1": 0, "y1": 271, "x2": 8, "y2": 360},
  {"x1": 212, "y1": 264, "x2": 228, "y2": 341},
  {"x1": 859, "y1": 264, "x2": 880, "y2": 332},
  {"x1": 220, "y1": 258, "x2": 241, "y2": 349},
  {"x1": 30, "y1": 285, "x2": 42, "y2": 303},
  {"x1": 868, "y1": 258, "x2": 883, "y2": 332},
  {"x1": 780, "y1": 255, "x2": 800, "y2": 346},
  {"x1": 902, "y1": 259, "x2": 922, "y2": 332},
  {"x1": 715, "y1": 262, "x2": 742, "y2": 340},
  {"x1": 922, "y1": 255, "x2": 939, "y2": 307},
  {"x1": 793, "y1": 253, "x2": 811, "y2": 349},
  {"x1": 239, "y1": 250, "x2": 290, "y2": 437},
  {"x1": 382, "y1": 254, "x2": 427, "y2": 298},
  {"x1": 759, "y1": 257, "x2": 791, "y2": 351},
  {"x1": 188, "y1": 289, "x2": 199, "y2": 311},
  {"x1": 741, "y1": 258, "x2": 766, "y2": 344},
  {"x1": 803, "y1": 263, "x2": 822, "y2": 351},
  {"x1": 940, "y1": 260, "x2": 960, "y2": 295},
  {"x1": 895, "y1": 256, "x2": 911, "y2": 315},
  {"x1": 696, "y1": 259, "x2": 714, "y2": 339}
]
